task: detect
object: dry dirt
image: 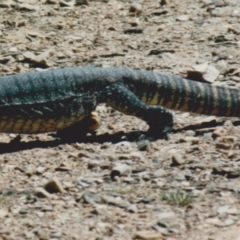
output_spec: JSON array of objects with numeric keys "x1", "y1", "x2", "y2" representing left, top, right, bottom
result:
[{"x1": 0, "y1": 0, "x2": 240, "y2": 239}]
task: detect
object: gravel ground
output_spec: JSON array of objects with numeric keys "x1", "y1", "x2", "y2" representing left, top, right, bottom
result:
[{"x1": 0, "y1": 0, "x2": 240, "y2": 239}]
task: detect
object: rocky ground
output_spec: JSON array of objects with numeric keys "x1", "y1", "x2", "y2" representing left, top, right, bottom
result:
[{"x1": 0, "y1": 0, "x2": 240, "y2": 239}]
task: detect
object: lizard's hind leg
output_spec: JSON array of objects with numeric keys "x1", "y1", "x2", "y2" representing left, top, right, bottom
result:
[{"x1": 103, "y1": 82, "x2": 174, "y2": 139}]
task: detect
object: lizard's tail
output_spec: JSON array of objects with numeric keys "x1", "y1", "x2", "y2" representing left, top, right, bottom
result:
[{"x1": 122, "y1": 68, "x2": 240, "y2": 117}]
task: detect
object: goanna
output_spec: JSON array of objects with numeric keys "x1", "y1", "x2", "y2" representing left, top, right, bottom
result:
[{"x1": 0, "y1": 67, "x2": 239, "y2": 137}]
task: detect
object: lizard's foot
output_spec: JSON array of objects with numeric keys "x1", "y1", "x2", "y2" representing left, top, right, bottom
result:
[
  {"x1": 146, "y1": 124, "x2": 172, "y2": 140},
  {"x1": 146, "y1": 106, "x2": 174, "y2": 140},
  {"x1": 79, "y1": 111, "x2": 101, "y2": 132},
  {"x1": 56, "y1": 111, "x2": 101, "y2": 139}
]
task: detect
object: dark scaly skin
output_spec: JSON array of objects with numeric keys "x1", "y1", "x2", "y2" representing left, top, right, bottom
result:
[{"x1": 0, "y1": 67, "x2": 239, "y2": 136}]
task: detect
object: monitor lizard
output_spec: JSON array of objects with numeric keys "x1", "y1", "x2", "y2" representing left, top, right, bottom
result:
[{"x1": 0, "y1": 67, "x2": 239, "y2": 138}]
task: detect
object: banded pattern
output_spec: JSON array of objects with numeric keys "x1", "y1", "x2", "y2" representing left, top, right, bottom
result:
[
  {"x1": 0, "y1": 67, "x2": 239, "y2": 134},
  {"x1": 118, "y1": 69, "x2": 240, "y2": 117},
  {"x1": 0, "y1": 95, "x2": 97, "y2": 133}
]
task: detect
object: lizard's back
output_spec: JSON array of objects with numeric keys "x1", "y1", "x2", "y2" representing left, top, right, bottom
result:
[{"x1": 0, "y1": 68, "x2": 109, "y2": 133}]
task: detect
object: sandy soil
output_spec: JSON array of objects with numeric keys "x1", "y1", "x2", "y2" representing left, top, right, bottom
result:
[{"x1": 0, "y1": 0, "x2": 240, "y2": 239}]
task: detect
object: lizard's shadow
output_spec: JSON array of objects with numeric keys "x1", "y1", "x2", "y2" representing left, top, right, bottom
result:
[
  {"x1": 0, "y1": 130, "x2": 157, "y2": 154},
  {"x1": 0, "y1": 118, "x2": 227, "y2": 154}
]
